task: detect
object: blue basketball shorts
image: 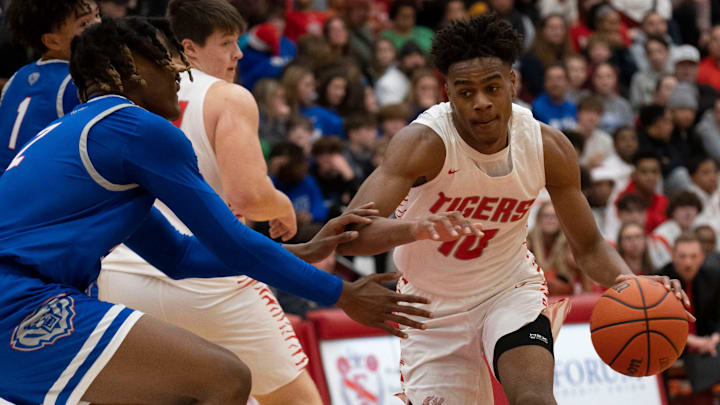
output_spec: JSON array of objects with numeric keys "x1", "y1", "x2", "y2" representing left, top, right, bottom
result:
[{"x1": 0, "y1": 271, "x2": 143, "y2": 405}]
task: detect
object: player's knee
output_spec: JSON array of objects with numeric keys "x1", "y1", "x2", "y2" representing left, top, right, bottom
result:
[
  {"x1": 201, "y1": 348, "x2": 252, "y2": 402},
  {"x1": 509, "y1": 391, "x2": 556, "y2": 405}
]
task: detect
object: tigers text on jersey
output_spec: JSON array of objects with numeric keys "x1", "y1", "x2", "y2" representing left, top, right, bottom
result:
[
  {"x1": 0, "y1": 59, "x2": 80, "y2": 170},
  {"x1": 393, "y1": 103, "x2": 546, "y2": 298}
]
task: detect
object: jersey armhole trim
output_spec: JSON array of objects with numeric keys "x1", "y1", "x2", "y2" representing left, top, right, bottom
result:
[
  {"x1": 0, "y1": 72, "x2": 18, "y2": 105},
  {"x1": 79, "y1": 104, "x2": 140, "y2": 192},
  {"x1": 56, "y1": 74, "x2": 73, "y2": 117}
]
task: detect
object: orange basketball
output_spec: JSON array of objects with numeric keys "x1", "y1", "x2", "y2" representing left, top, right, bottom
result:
[{"x1": 590, "y1": 277, "x2": 689, "y2": 377}]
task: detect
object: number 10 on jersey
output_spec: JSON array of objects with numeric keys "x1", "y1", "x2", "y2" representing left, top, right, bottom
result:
[{"x1": 438, "y1": 228, "x2": 499, "y2": 260}]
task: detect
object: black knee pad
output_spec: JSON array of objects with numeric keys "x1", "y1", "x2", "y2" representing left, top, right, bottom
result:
[{"x1": 493, "y1": 314, "x2": 554, "y2": 382}]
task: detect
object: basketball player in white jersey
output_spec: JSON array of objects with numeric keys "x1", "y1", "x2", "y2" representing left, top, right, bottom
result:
[{"x1": 338, "y1": 15, "x2": 692, "y2": 405}]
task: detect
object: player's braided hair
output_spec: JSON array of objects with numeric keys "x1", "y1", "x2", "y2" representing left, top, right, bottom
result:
[
  {"x1": 431, "y1": 13, "x2": 523, "y2": 75},
  {"x1": 4, "y1": 0, "x2": 94, "y2": 54},
  {"x1": 69, "y1": 17, "x2": 190, "y2": 102}
]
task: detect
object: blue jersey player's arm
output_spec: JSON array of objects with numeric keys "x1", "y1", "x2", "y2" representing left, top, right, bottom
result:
[{"x1": 118, "y1": 113, "x2": 342, "y2": 305}]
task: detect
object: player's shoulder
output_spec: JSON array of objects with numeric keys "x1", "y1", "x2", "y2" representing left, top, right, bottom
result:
[
  {"x1": 539, "y1": 122, "x2": 580, "y2": 186},
  {"x1": 382, "y1": 122, "x2": 445, "y2": 177},
  {"x1": 206, "y1": 81, "x2": 258, "y2": 115}
]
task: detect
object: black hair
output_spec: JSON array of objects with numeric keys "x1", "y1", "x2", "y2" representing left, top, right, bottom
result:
[
  {"x1": 686, "y1": 154, "x2": 715, "y2": 176},
  {"x1": 562, "y1": 130, "x2": 586, "y2": 154},
  {"x1": 666, "y1": 191, "x2": 703, "y2": 218},
  {"x1": 611, "y1": 125, "x2": 635, "y2": 142},
  {"x1": 70, "y1": 17, "x2": 189, "y2": 102},
  {"x1": 617, "y1": 193, "x2": 648, "y2": 212},
  {"x1": 311, "y1": 135, "x2": 345, "y2": 156},
  {"x1": 389, "y1": 0, "x2": 417, "y2": 21},
  {"x1": 4, "y1": 0, "x2": 96, "y2": 54},
  {"x1": 167, "y1": 0, "x2": 246, "y2": 46},
  {"x1": 643, "y1": 35, "x2": 669, "y2": 51},
  {"x1": 638, "y1": 104, "x2": 667, "y2": 128},
  {"x1": 631, "y1": 149, "x2": 662, "y2": 166},
  {"x1": 431, "y1": 14, "x2": 523, "y2": 75}
]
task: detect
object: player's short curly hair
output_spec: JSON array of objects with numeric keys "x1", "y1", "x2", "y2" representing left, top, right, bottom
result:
[
  {"x1": 70, "y1": 17, "x2": 189, "y2": 102},
  {"x1": 4, "y1": 0, "x2": 95, "y2": 54},
  {"x1": 431, "y1": 13, "x2": 523, "y2": 75}
]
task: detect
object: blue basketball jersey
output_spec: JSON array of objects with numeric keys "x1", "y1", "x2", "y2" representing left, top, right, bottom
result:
[
  {"x1": 0, "y1": 59, "x2": 81, "y2": 170},
  {"x1": 0, "y1": 94, "x2": 342, "y2": 303}
]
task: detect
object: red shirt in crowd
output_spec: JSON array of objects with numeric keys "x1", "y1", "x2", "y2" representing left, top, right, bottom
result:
[
  {"x1": 698, "y1": 57, "x2": 720, "y2": 93},
  {"x1": 617, "y1": 181, "x2": 668, "y2": 234}
]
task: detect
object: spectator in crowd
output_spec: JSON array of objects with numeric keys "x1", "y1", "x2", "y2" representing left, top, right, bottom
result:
[
  {"x1": 238, "y1": 19, "x2": 297, "y2": 92},
  {"x1": 285, "y1": 0, "x2": 328, "y2": 42},
  {"x1": 293, "y1": 33, "x2": 334, "y2": 72},
  {"x1": 653, "y1": 73, "x2": 678, "y2": 107},
  {"x1": 696, "y1": 98, "x2": 720, "y2": 165},
  {"x1": 601, "y1": 125, "x2": 638, "y2": 189},
  {"x1": 564, "y1": 54, "x2": 590, "y2": 104},
  {"x1": 667, "y1": 83, "x2": 705, "y2": 177},
  {"x1": 630, "y1": 11, "x2": 676, "y2": 73},
  {"x1": 608, "y1": 192, "x2": 650, "y2": 243},
  {"x1": 344, "y1": 114, "x2": 377, "y2": 181},
  {"x1": 589, "y1": 63, "x2": 634, "y2": 134},
  {"x1": 527, "y1": 202, "x2": 565, "y2": 270},
  {"x1": 441, "y1": 0, "x2": 468, "y2": 26},
  {"x1": 310, "y1": 136, "x2": 358, "y2": 218},
  {"x1": 520, "y1": 14, "x2": 573, "y2": 99},
  {"x1": 629, "y1": 35, "x2": 672, "y2": 109},
  {"x1": 406, "y1": 68, "x2": 441, "y2": 121},
  {"x1": 695, "y1": 225, "x2": 719, "y2": 260},
  {"x1": 380, "y1": 0, "x2": 434, "y2": 54},
  {"x1": 283, "y1": 64, "x2": 345, "y2": 137},
  {"x1": 547, "y1": 235, "x2": 603, "y2": 295},
  {"x1": 637, "y1": 104, "x2": 682, "y2": 179},
  {"x1": 585, "y1": 34, "x2": 613, "y2": 68},
  {"x1": 316, "y1": 66, "x2": 349, "y2": 116},
  {"x1": 659, "y1": 234, "x2": 720, "y2": 360},
  {"x1": 532, "y1": 64, "x2": 578, "y2": 130},
  {"x1": 377, "y1": 103, "x2": 411, "y2": 138},
  {"x1": 575, "y1": 95, "x2": 613, "y2": 168},
  {"x1": 478, "y1": 0, "x2": 535, "y2": 51},
  {"x1": 589, "y1": 3, "x2": 631, "y2": 48},
  {"x1": 617, "y1": 221, "x2": 656, "y2": 275},
  {"x1": 511, "y1": 68, "x2": 532, "y2": 109},
  {"x1": 698, "y1": 25, "x2": 720, "y2": 92},
  {"x1": 650, "y1": 191, "x2": 704, "y2": 268},
  {"x1": 588, "y1": 166, "x2": 617, "y2": 240},
  {"x1": 375, "y1": 40, "x2": 427, "y2": 106},
  {"x1": 254, "y1": 78, "x2": 292, "y2": 153},
  {"x1": 569, "y1": 0, "x2": 606, "y2": 52},
  {"x1": 686, "y1": 156, "x2": 720, "y2": 224},
  {"x1": 609, "y1": 0, "x2": 672, "y2": 26},
  {"x1": 269, "y1": 142, "x2": 328, "y2": 241},
  {"x1": 344, "y1": 0, "x2": 375, "y2": 71},
  {"x1": 99, "y1": 0, "x2": 131, "y2": 17},
  {"x1": 672, "y1": 44, "x2": 720, "y2": 118},
  {"x1": 368, "y1": 37, "x2": 398, "y2": 84},
  {"x1": 286, "y1": 114, "x2": 315, "y2": 156},
  {"x1": 618, "y1": 151, "x2": 668, "y2": 233}
]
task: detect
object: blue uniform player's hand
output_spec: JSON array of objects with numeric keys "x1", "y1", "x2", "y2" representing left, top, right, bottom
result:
[{"x1": 288, "y1": 202, "x2": 379, "y2": 263}]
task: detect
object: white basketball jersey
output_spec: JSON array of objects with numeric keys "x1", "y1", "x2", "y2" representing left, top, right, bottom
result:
[
  {"x1": 102, "y1": 69, "x2": 247, "y2": 290},
  {"x1": 393, "y1": 103, "x2": 546, "y2": 298}
]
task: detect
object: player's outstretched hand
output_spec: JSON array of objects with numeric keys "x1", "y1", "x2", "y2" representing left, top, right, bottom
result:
[
  {"x1": 411, "y1": 211, "x2": 483, "y2": 242},
  {"x1": 294, "y1": 203, "x2": 380, "y2": 263},
  {"x1": 335, "y1": 273, "x2": 433, "y2": 338},
  {"x1": 615, "y1": 274, "x2": 696, "y2": 322}
]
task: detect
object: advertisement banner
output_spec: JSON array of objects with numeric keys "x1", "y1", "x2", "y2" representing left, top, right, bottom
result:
[
  {"x1": 554, "y1": 323, "x2": 664, "y2": 405},
  {"x1": 320, "y1": 336, "x2": 405, "y2": 405}
]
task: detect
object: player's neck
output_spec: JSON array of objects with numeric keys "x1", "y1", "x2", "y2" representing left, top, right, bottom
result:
[{"x1": 41, "y1": 50, "x2": 69, "y2": 62}]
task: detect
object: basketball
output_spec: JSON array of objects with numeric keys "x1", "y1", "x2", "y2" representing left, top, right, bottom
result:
[{"x1": 590, "y1": 277, "x2": 689, "y2": 377}]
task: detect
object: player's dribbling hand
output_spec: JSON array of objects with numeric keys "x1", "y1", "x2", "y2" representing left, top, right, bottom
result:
[
  {"x1": 615, "y1": 274, "x2": 696, "y2": 322},
  {"x1": 411, "y1": 211, "x2": 483, "y2": 242},
  {"x1": 296, "y1": 203, "x2": 380, "y2": 263},
  {"x1": 335, "y1": 273, "x2": 433, "y2": 338}
]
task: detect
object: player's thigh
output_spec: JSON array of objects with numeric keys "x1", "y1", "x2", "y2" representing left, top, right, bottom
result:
[
  {"x1": 252, "y1": 370, "x2": 321, "y2": 405},
  {"x1": 82, "y1": 313, "x2": 251, "y2": 404}
]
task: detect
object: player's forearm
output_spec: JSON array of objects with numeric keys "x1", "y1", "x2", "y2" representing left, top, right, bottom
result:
[
  {"x1": 575, "y1": 239, "x2": 633, "y2": 287},
  {"x1": 336, "y1": 217, "x2": 417, "y2": 256},
  {"x1": 228, "y1": 184, "x2": 294, "y2": 221}
]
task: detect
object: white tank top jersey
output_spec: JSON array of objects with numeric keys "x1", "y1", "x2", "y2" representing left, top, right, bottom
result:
[
  {"x1": 102, "y1": 69, "x2": 249, "y2": 289},
  {"x1": 393, "y1": 102, "x2": 546, "y2": 298}
]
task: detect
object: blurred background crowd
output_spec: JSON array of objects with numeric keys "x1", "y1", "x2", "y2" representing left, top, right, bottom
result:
[{"x1": 2, "y1": 0, "x2": 720, "y2": 399}]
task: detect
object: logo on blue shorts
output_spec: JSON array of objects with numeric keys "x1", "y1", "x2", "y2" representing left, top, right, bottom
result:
[{"x1": 10, "y1": 294, "x2": 76, "y2": 351}]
